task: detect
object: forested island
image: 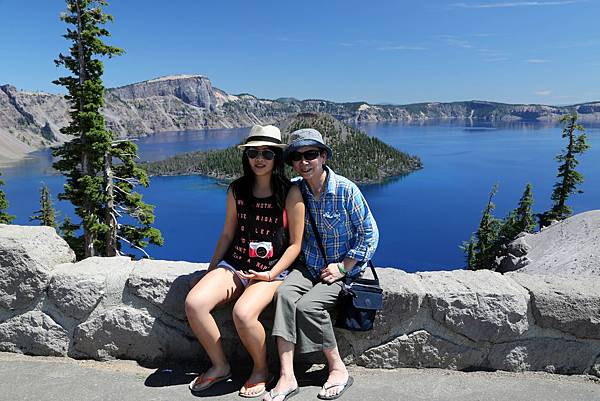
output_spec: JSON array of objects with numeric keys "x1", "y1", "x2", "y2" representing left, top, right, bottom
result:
[{"x1": 142, "y1": 113, "x2": 422, "y2": 184}]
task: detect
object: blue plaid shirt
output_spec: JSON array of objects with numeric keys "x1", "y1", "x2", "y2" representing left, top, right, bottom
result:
[{"x1": 298, "y1": 166, "x2": 379, "y2": 280}]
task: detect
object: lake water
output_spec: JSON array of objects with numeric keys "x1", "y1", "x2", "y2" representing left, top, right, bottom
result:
[{"x1": 2, "y1": 122, "x2": 599, "y2": 272}]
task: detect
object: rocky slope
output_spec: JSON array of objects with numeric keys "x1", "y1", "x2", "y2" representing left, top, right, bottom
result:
[
  {"x1": 2, "y1": 74, "x2": 600, "y2": 161},
  {"x1": 499, "y1": 210, "x2": 600, "y2": 277}
]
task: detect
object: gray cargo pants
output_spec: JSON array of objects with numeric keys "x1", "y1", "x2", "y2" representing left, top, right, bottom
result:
[{"x1": 271, "y1": 267, "x2": 344, "y2": 353}]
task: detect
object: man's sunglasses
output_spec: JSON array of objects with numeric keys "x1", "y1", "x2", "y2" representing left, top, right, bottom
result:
[
  {"x1": 245, "y1": 148, "x2": 275, "y2": 160},
  {"x1": 289, "y1": 149, "x2": 322, "y2": 162}
]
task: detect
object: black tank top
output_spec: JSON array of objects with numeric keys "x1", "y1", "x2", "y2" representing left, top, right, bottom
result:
[{"x1": 222, "y1": 179, "x2": 289, "y2": 272}]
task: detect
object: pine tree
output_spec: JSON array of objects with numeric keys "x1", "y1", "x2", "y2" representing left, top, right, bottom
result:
[
  {"x1": 499, "y1": 183, "x2": 536, "y2": 242},
  {"x1": 30, "y1": 184, "x2": 57, "y2": 228},
  {"x1": 53, "y1": 0, "x2": 163, "y2": 258},
  {"x1": 0, "y1": 172, "x2": 15, "y2": 224},
  {"x1": 463, "y1": 184, "x2": 501, "y2": 270},
  {"x1": 60, "y1": 216, "x2": 84, "y2": 259},
  {"x1": 538, "y1": 114, "x2": 590, "y2": 227}
]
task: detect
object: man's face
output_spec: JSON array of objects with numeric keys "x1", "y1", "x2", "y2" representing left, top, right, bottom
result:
[{"x1": 290, "y1": 146, "x2": 326, "y2": 180}]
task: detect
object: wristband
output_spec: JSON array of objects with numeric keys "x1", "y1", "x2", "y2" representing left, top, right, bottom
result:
[
  {"x1": 267, "y1": 271, "x2": 271, "y2": 282},
  {"x1": 337, "y1": 262, "x2": 347, "y2": 275}
]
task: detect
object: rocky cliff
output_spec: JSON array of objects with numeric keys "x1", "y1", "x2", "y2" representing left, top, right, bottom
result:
[
  {"x1": 2, "y1": 75, "x2": 600, "y2": 161},
  {"x1": 1, "y1": 213, "x2": 599, "y2": 376}
]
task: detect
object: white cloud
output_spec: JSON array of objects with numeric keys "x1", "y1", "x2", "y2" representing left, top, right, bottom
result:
[
  {"x1": 452, "y1": 1, "x2": 582, "y2": 9},
  {"x1": 527, "y1": 59, "x2": 551, "y2": 63},
  {"x1": 535, "y1": 90, "x2": 552, "y2": 96}
]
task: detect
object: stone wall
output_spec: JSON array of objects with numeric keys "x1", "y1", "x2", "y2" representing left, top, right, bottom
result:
[{"x1": 1, "y1": 224, "x2": 599, "y2": 376}]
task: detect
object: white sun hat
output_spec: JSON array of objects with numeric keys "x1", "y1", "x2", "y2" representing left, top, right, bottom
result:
[{"x1": 237, "y1": 125, "x2": 287, "y2": 149}]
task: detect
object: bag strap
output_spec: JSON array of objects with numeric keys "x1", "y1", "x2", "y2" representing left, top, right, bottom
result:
[
  {"x1": 300, "y1": 186, "x2": 378, "y2": 281},
  {"x1": 300, "y1": 189, "x2": 328, "y2": 264}
]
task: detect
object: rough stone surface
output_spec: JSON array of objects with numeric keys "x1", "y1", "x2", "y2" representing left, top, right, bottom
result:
[
  {"x1": 357, "y1": 330, "x2": 486, "y2": 370},
  {"x1": 126, "y1": 259, "x2": 206, "y2": 321},
  {"x1": 47, "y1": 266, "x2": 106, "y2": 320},
  {"x1": 72, "y1": 306, "x2": 201, "y2": 363},
  {"x1": 510, "y1": 210, "x2": 600, "y2": 277},
  {"x1": 488, "y1": 339, "x2": 600, "y2": 374},
  {"x1": 0, "y1": 225, "x2": 75, "y2": 310},
  {"x1": 1, "y1": 223, "x2": 600, "y2": 376},
  {"x1": 0, "y1": 311, "x2": 68, "y2": 356},
  {"x1": 374, "y1": 269, "x2": 426, "y2": 332},
  {"x1": 419, "y1": 270, "x2": 530, "y2": 342},
  {"x1": 592, "y1": 356, "x2": 600, "y2": 378},
  {"x1": 510, "y1": 273, "x2": 600, "y2": 339},
  {"x1": 61, "y1": 256, "x2": 135, "y2": 308}
]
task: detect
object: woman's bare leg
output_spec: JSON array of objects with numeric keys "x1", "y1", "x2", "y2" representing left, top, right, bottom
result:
[
  {"x1": 233, "y1": 280, "x2": 282, "y2": 396},
  {"x1": 185, "y1": 268, "x2": 244, "y2": 378}
]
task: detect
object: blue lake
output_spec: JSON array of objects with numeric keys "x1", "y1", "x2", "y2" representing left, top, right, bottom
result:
[{"x1": 2, "y1": 122, "x2": 599, "y2": 272}]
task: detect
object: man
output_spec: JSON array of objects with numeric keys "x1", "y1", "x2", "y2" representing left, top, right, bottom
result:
[{"x1": 265, "y1": 128, "x2": 379, "y2": 401}]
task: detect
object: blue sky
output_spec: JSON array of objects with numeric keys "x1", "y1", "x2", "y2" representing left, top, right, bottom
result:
[{"x1": 1, "y1": 0, "x2": 599, "y2": 105}]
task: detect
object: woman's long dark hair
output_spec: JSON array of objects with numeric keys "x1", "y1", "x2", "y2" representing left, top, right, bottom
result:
[{"x1": 230, "y1": 147, "x2": 290, "y2": 210}]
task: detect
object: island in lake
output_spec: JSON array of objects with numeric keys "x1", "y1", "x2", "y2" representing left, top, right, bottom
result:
[{"x1": 142, "y1": 112, "x2": 423, "y2": 185}]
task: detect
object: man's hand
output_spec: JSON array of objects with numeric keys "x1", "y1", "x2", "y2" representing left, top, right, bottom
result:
[{"x1": 320, "y1": 263, "x2": 345, "y2": 284}]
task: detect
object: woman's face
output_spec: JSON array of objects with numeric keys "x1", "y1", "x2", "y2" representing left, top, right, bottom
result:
[
  {"x1": 245, "y1": 145, "x2": 276, "y2": 177},
  {"x1": 290, "y1": 146, "x2": 326, "y2": 180}
]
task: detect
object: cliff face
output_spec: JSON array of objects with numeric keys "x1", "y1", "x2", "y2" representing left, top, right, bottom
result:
[
  {"x1": 2, "y1": 75, "x2": 600, "y2": 160},
  {"x1": 0, "y1": 85, "x2": 70, "y2": 161}
]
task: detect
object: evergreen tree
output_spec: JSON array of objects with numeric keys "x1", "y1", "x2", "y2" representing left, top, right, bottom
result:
[
  {"x1": 463, "y1": 184, "x2": 502, "y2": 270},
  {"x1": 53, "y1": 0, "x2": 163, "y2": 258},
  {"x1": 60, "y1": 216, "x2": 84, "y2": 260},
  {"x1": 30, "y1": 184, "x2": 57, "y2": 228},
  {"x1": 538, "y1": 114, "x2": 590, "y2": 227},
  {"x1": 0, "y1": 172, "x2": 15, "y2": 224},
  {"x1": 499, "y1": 183, "x2": 536, "y2": 242}
]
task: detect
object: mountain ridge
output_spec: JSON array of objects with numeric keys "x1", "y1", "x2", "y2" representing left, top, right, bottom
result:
[{"x1": 1, "y1": 74, "x2": 599, "y2": 162}]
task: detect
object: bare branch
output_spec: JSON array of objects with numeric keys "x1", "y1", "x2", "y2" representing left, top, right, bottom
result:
[{"x1": 116, "y1": 234, "x2": 150, "y2": 258}]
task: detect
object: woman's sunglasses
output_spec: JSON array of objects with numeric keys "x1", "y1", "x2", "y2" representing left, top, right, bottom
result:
[
  {"x1": 246, "y1": 148, "x2": 275, "y2": 160},
  {"x1": 289, "y1": 149, "x2": 322, "y2": 162}
]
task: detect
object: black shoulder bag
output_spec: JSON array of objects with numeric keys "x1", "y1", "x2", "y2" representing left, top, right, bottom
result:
[{"x1": 301, "y1": 190, "x2": 383, "y2": 331}]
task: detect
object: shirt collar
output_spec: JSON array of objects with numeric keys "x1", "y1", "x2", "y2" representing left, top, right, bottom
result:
[{"x1": 322, "y1": 165, "x2": 337, "y2": 196}]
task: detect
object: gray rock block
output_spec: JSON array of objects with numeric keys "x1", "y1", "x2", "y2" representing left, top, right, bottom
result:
[
  {"x1": 0, "y1": 225, "x2": 75, "y2": 310},
  {"x1": 72, "y1": 306, "x2": 201, "y2": 363},
  {"x1": 510, "y1": 273, "x2": 600, "y2": 339},
  {"x1": 376, "y1": 269, "x2": 426, "y2": 331},
  {"x1": 47, "y1": 265, "x2": 106, "y2": 320},
  {"x1": 488, "y1": 338, "x2": 600, "y2": 374},
  {"x1": 126, "y1": 259, "x2": 207, "y2": 321},
  {"x1": 0, "y1": 311, "x2": 68, "y2": 356},
  {"x1": 60, "y1": 256, "x2": 134, "y2": 307},
  {"x1": 357, "y1": 330, "x2": 486, "y2": 370},
  {"x1": 419, "y1": 270, "x2": 530, "y2": 342}
]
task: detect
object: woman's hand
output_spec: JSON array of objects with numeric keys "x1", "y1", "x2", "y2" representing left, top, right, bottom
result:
[
  {"x1": 238, "y1": 270, "x2": 271, "y2": 282},
  {"x1": 320, "y1": 263, "x2": 345, "y2": 284}
]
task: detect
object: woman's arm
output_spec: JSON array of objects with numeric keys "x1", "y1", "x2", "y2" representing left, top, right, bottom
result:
[
  {"x1": 246, "y1": 185, "x2": 305, "y2": 281},
  {"x1": 207, "y1": 189, "x2": 238, "y2": 271}
]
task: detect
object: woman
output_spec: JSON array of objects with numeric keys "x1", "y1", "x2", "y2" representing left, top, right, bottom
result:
[
  {"x1": 266, "y1": 128, "x2": 378, "y2": 401},
  {"x1": 185, "y1": 125, "x2": 305, "y2": 398}
]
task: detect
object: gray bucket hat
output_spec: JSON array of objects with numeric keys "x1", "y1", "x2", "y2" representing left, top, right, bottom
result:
[{"x1": 284, "y1": 128, "x2": 333, "y2": 165}]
